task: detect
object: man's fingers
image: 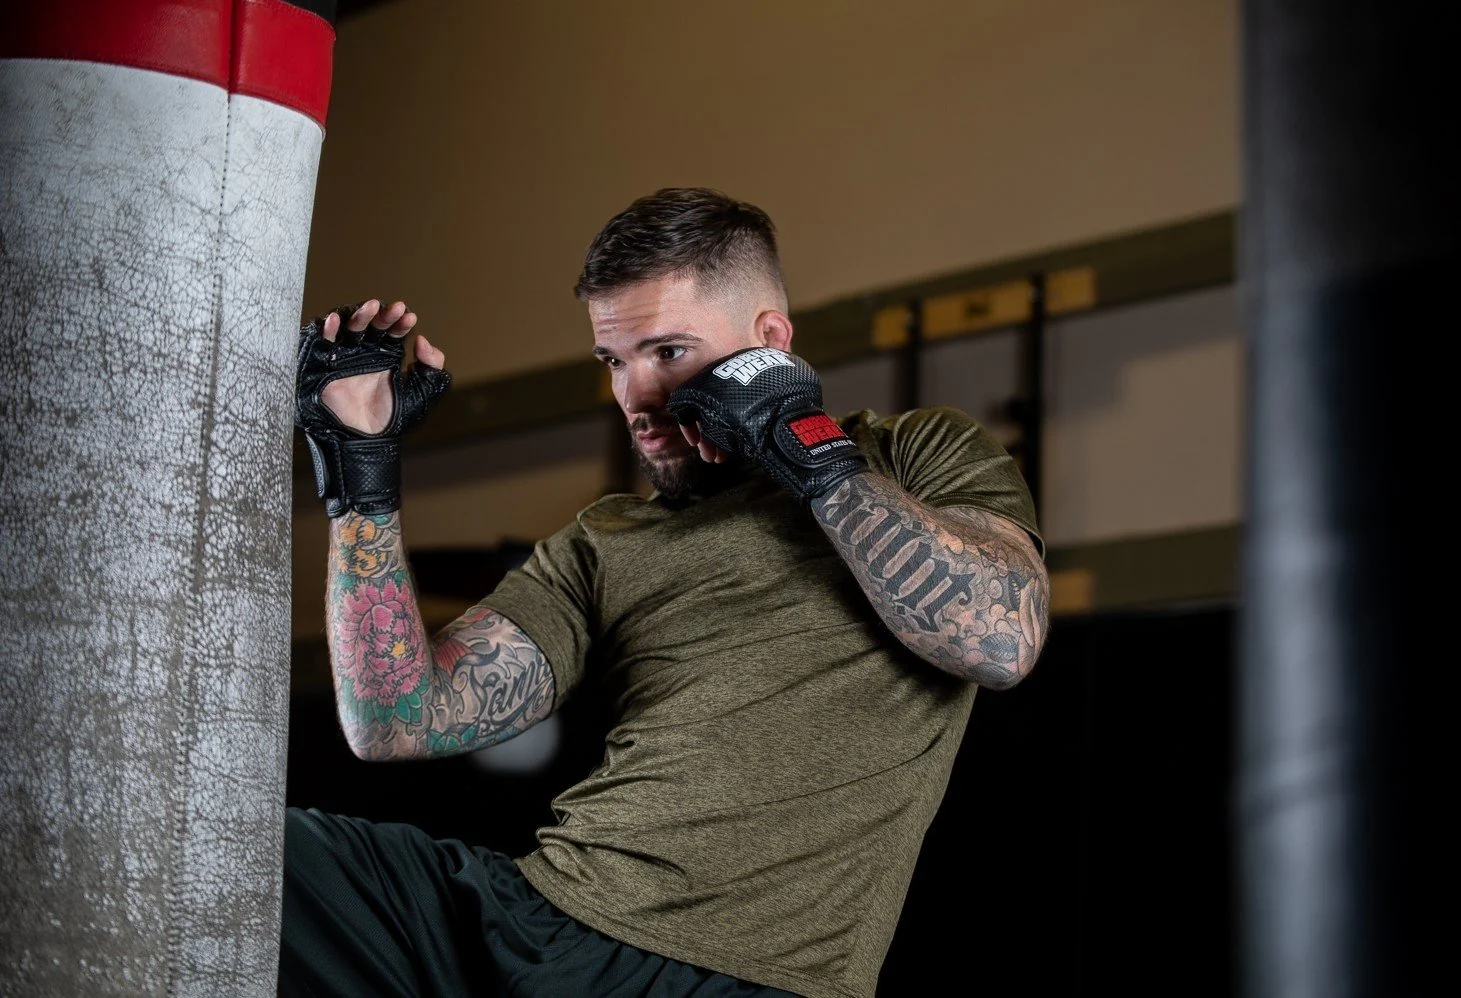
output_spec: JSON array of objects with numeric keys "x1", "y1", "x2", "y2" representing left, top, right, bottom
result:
[
  {"x1": 414, "y1": 333, "x2": 445, "y2": 369},
  {"x1": 387, "y1": 311, "x2": 417, "y2": 337},
  {"x1": 681, "y1": 421, "x2": 728, "y2": 463},
  {"x1": 695, "y1": 424, "x2": 727, "y2": 462},
  {"x1": 373, "y1": 300, "x2": 407, "y2": 329},
  {"x1": 348, "y1": 299, "x2": 380, "y2": 332},
  {"x1": 322, "y1": 300, "x2": 409, "y2": 341}
]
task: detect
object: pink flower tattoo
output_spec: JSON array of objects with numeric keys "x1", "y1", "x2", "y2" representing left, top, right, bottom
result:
[{"x1": 338, "y1": 578, "x2": 423, "y2": 705}]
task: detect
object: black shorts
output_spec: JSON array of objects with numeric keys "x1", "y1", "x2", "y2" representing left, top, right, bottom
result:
[{"x1": 279, "y1": 808, "x2": 798, "y2": 998}]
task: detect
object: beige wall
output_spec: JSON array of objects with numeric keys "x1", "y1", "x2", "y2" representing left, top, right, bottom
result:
[
  {"x1": 303, "y1": 0, "x2": 1237, "y2": 381},
  {"x1": 1042, "y1": 286, "x2": 1242, "y2": 545}
]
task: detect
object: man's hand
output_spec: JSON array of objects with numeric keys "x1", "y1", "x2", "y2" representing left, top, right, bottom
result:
[
  {"x1": 295, "y1": 299, "x2": 451, "y2": 517},
  {"x1": 667, "y1": 347, "x2": 868, "y2": 503},
  {"x1": 317, "y1": 300, "x2": 443, "y2": 433}
]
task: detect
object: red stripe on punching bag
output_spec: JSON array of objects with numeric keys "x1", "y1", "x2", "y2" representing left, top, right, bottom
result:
[
  {"x1": 0, "y1": 0, "x2": 333, "y2": 126},
  {"x1": 0, "y1": 0, "x2": 232, "y2": 88},
  {"x1": 232, "y1": 0, "x2": 334, "y2": 128}
]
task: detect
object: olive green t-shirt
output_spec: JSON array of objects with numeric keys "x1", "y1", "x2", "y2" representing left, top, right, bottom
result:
[{"x1": 484, "y1": 407, "x2": 1041, "y2": 998}]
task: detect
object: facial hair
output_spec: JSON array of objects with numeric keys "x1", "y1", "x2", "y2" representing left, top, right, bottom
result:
[{"x1": 629, "y1": 415, "x2": 745, "y2": 502}]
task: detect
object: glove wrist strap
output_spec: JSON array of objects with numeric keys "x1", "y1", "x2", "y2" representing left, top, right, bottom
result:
[
  {"x1": 767, "y1": 407, "x2": 869, "y2": 503},
  {"x1": 306, "y1": 434, "x2": 402, "y2": 518}
]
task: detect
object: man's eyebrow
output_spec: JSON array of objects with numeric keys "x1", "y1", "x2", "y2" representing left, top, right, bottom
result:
[
  {"x1": 636, "y1": 332, "x2": 703, "y2": 351},
  {"x1": 592, "y1": 332, "x2": 703, "y2": 359}
]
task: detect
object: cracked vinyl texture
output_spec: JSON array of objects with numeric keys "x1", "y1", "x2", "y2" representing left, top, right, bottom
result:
[{"x1": 0, "y1": 60, "x2": 322, "y2": 996}]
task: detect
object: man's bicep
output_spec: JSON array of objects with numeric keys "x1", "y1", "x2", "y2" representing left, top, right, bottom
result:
[
  {"x1": 470, "y1": 522, "x2": 597, "y2": 712},
  {"x1": 883, "y1": 406, "x2": 1043, "y2": 556},
  {"x1": 422, "y1": 604, "x2": 557, "y2": 757}
]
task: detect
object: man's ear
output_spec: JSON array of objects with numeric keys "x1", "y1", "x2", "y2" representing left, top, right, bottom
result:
[{"x1": 756, "y1": 309, "x2": 794, "y2": 352}]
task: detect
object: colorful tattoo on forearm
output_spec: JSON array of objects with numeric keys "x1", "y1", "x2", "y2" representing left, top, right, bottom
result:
[
  {"x1": 328, "y1": 514, "x2": 430, "y2": 736},
  {"x1": 812, "y1": 474, "x2": 1049, "y2": 688},
  {"x1": 326, "y1": 513, "x2": 555, "y2": 760}
]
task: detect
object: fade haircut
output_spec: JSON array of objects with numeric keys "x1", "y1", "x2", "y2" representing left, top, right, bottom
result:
[{"x1": 574, "y1": 188, "x2": 785, "y2": 306}]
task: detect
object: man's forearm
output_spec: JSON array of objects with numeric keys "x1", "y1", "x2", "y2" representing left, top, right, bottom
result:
[
  {"x1": 326, "y1": 512, "x2": 555, "y2": 760},
  {"x1": 326, "y1": 513, "x2": 435, "y2": 758},
  {"x1": 811, "y1": 472, "x2": 1048, "y2": 688}
]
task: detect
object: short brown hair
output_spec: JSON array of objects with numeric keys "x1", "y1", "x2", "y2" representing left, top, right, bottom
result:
[{"x1": 574, "y1": 188, "x2": 783, "y2": 302}]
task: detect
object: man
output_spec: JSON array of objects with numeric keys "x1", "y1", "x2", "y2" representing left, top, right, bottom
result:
[{"x1": 283, "y1": 188, "x2": 1049, "y2": 998}]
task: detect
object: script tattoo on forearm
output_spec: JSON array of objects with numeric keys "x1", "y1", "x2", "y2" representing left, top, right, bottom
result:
[
  {"x1": 326, "y1": 513, "x2": 555, "y2": 760},
  {"x1": 812, "y1": 473, "x2": 1049, "y2": 688}
]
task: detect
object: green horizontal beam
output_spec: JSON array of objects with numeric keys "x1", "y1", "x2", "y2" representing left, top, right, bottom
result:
[{"x1": 1046, "y1": 523, "x2": 1241, "y2": 613}]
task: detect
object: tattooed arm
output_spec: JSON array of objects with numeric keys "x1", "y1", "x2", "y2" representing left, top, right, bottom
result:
[
  {"x1": 812, "y1": 472, "x2": 1049, "y2": 689},
  {"x1": 326, "y1": 512, "x2": 556, "y2": 761}
]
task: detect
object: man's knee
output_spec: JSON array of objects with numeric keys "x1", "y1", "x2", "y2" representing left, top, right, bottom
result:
[
  {"x1": 282, "y1": 807, "x2": 325, "y2": 878},
  {"x1": 281, "y1": 807, "x2": 363, "y2": 907}
]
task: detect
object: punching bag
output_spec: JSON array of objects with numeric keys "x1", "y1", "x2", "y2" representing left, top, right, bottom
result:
[
  {"x1": 0, "y1": 2, "x2": 335, "y2": 993},
  {"x1": 1239, "y1": 1, "x2": 1444, "y2": 995}
]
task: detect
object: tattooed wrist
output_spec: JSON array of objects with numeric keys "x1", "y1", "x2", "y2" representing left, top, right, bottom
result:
[{"x1": 812, "y1": 472, "x2": 1048, "y2": 688}]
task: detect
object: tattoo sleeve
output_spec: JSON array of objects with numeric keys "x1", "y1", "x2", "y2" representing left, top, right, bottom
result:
[
  {"x1": 812, "y1": 472, "x2": 1050, "y2": 688},
  {"x1": 326, "y1": 512, "x2": 556, "y2": 761}
]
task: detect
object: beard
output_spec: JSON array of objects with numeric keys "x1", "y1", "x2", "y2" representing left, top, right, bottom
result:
[{"x1": 629, "y1": 415, "x2": 745, "y2": 502}]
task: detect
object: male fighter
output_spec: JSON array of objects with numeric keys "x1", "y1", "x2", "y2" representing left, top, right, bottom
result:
[{"x1": 283, "y1": 188, "x2": 1049, "y2": 998}]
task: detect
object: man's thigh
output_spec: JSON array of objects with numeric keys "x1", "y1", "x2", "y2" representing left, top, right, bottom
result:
[
  {"x1": 279, "y1": 808, "x2": 798, "y2": 998},
  {"x1": 279, "y1": 808, "x2": 488, "y2": 997}
]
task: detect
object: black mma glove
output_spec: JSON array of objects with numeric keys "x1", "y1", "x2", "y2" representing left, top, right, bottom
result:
[
  {"x1": 667, "y1": 346, "x2": 868, "y2": 503},
  {"x1": 295, "y1": 305, "x2": 451, "y2": 518}
]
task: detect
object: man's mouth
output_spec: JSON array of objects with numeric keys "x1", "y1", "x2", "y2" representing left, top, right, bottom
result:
[{"x1": 634, "y1": 426, "x2": 681, "y2": 455}]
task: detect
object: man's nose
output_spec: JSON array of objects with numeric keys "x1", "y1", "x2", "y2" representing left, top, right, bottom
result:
[{"x1": 621, "y1": 367, "x2": 671, "y2": 415}]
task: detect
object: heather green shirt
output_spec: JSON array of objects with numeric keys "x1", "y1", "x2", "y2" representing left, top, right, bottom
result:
[{"x1": 483, "y1": 407, "x2": 1041, "y2": 998}]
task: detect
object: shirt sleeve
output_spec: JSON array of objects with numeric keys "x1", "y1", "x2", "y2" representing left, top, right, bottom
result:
[
  {"x1": 475, "y1": 518, "x2": 597, "y2": 709},
  {"x1": 851, "y1": 406, "x2": 1045, "y2": 558}
]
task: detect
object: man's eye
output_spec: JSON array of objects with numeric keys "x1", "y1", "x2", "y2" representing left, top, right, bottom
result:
[
  {"x1": 602, "y1": 356, "x2": 622, "y2": 369},
  {"x1": 658, "y1": 346, "x2": 687, "y2": 362}
]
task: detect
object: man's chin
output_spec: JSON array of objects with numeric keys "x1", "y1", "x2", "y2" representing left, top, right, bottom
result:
[
  {"x1": 636, "y1": 448, "x2": 694, "y2": 497},
  {"x1": 635, "y1": 446, "x2": 737, "y2": 501}
]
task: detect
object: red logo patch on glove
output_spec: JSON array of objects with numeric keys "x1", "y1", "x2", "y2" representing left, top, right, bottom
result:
[{"x1": 788, "y1": 413, "x2": 847, "y2": 447}]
